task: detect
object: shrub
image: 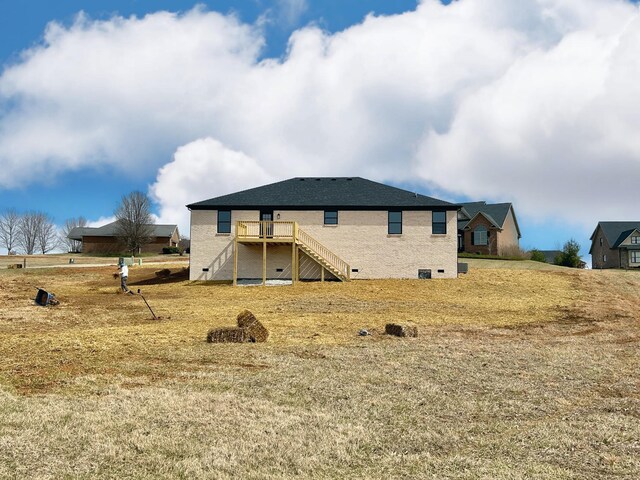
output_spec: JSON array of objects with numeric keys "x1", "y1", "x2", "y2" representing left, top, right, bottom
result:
[
  {"x1": 162, "y1": 246, "x2": 180, "y2": 254},
  {"x1": 554, "y1": 239, "x2": 583, "y2": 268},
  {"x1": 500, "y1": 245, "x2": 530, "y2": 259},
  {"x1": 529, "y1": 249, "x2": 547, "y2": 263}
]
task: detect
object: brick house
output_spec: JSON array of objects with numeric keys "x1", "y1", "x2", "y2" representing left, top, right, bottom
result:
[
  {"x1": 68, "y1": 222, "x2": 180, "y2": 254},
  {"x1": 589, "y1": 222, "x2": 640, "y2": 269},
  {"x1": 187, "y1": 177, "x2": 460, "y2": 284},
  {"x1": 457, "y1": 202, "x2": 521, "y2": 256}
]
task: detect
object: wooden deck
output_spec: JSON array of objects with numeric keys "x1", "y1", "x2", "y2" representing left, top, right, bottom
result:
[{"x1": 233, "y1": 221, "x2": 350, "y2": 286}]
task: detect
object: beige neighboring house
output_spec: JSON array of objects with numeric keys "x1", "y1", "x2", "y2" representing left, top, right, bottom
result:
[
  {"x1": 187, "y1": 177, "x2": 460, "y2": 284},
  {"x1": 68, "y1": 222, "x2": 180, "y2": 254},
  {"x1": 590, "y1": 222, "x2": 640, "y2": 269},
  {"x1": 457, "y1": 202, "x2": 521, "y2": 256}
]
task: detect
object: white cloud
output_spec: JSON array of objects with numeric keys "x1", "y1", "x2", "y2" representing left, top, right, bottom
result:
[
  {"x1": 1, "y1": 0, "x2": 640, "y2": 231},
  {"x1": 150, "y1": 138, "x2": 274, "y2": 234},
  {"x1": 277, "y1": 0, "x2": 308, "y2": 27},
  {"x1": 86, "y1": 216, "x2": 116, "y2": 228}
]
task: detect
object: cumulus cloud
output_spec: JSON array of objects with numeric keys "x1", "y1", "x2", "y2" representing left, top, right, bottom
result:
[
  {"x1": 86, "y1": 216, "x2": 116, "y2": 228},
  {"x1": 1, "y1": 0, "x2": 640, "y2": 231},
  {"x1": 150, "y1": 138, "x2": 274, "y2": 233}
]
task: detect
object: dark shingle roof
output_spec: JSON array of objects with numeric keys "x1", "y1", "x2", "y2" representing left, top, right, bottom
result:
[
  {"x1": 590, "y1": 222, "x2": 640, "y2": 249},
  {"x1": 458, "y1": 201, "x2": 520, "y2": 237},
  {"x1": 68, "y1": 222, "x2": 177, "y2": 240},
  {"x1": 187, "y1": 177, "x2": 458, "y2": 210},
  {"x1": 538, "y1": 250, "x2": 563, "y2": 264}
]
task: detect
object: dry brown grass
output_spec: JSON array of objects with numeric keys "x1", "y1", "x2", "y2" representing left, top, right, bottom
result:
[{"x1": 0, "y1": 260, "x2": 639, "y2": 478}]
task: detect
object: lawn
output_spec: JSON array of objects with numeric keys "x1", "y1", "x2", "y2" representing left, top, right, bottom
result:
[{"x1": 0, "y1": 258, "x2": 638, "y2": 479}]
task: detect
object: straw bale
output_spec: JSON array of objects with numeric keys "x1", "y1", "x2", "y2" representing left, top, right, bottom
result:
[
  {"x1": 207, "y1": 327, "x2": 248, "y2": 343},
  {"x1": 236, "y1": 309, "x2": 257, "y2": 328},
  {"x1": 385, "y1": 323, "x2": 418, "y2": 338},
  {"x1": 236, "y1": 310, "x2": 269, "y2": 343}
]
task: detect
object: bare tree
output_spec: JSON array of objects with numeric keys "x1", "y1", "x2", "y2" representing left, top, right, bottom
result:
[
  {"x1": 36, "y1": 213, "x2": 59, "y2": 254},
  {"x1": 115, "y1": 191, "x2": 154, "y2": 254},
  {"x1": 0, "y1": 209, "x2": 21, "y2": 254},
  {"x1": 61, "y1": 216, "x2": 87, "y2": 253},
  {"x1": 18, "y1": 211, "x2": 40, "y2": 255}
]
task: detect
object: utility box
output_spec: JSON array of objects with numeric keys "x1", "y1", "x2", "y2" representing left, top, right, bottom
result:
[
  {"x1": 118, "y1": 257, "x2": 136, "y2": 266},
  {"x1": 458, "y1": 263, "x2": 469, "y2": 274}
]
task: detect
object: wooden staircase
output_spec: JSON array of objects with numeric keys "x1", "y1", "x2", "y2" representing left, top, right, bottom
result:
[
  {"x1": 296, "y1": 228, "x2": 350, "y2": 282},
  {"x1": 234, "y1": 221, "x2": 350, "y2": 285}
]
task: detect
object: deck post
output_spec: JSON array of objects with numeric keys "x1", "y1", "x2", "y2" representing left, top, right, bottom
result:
[
  {"x1": 233, "y1": 224, "x2": 238, "y2": 286},
  {"x1": 291, "y1": 242, "x2": 296, "y2": 285},
  {"x1": 321, "y1": 266, "x2": 325, "y2": 283},
  {"x1": 262, "y1": 222, "x2": 267, "y2": 286},
  {"x1": 293, "y1": 222, "x2": 299, "y2": 283}
]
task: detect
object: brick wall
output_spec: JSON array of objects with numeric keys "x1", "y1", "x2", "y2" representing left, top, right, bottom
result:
[
  {"x1": 189, "y1": 209, "x2": 458, "y2": 281},
  {"x1": 590, "y1": 227, "x2": 620, "y2": 269},
  {"x1": 82, "y1": 235, "x2": 177, "y2": 255},
  {"x1": 462, "y1": 216, "x2": 498, "y2": 256}
]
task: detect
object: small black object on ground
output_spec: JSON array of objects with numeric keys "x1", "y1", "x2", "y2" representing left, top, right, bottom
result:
[
  {"x1": 34, "y1": 288, "x2": 60, "y2": 306},
  {"x1": 137, "y1": 288, "x2": 159, "y2": 320}
]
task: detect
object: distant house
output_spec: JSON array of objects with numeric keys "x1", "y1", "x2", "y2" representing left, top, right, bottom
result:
[
  {"x1": 538, "y1": 250, "x2": 563, "y2": 264},
  {"x1": 457, "y1": 202, "x2": 521, "y2": 255},
  {"x1": 68, "y1": 222, "x2": 180, "y2": 254},
  {"x1": 187, "y1": 177, "x2": 460, "y2": 284},
  {"x1": 589, "y1": 222, "x2": 640, "y2": 269}
]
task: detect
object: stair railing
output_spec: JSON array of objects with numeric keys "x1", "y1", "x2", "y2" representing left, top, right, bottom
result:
[{"x1": 297, "y1": 228, "x2": 350, "y2": 280}]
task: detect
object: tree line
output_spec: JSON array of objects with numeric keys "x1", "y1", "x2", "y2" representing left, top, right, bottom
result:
[
  {"x1": 0, "y1": 209, "x2": 87, "y2": 255},
  {"x1": 0, "y1": 191, "x2": 159, "y2": 256}
]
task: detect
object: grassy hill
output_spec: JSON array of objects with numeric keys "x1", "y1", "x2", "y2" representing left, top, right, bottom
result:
[{"x1": 0, "y1": 260, "x2": 638, "y2": 478}]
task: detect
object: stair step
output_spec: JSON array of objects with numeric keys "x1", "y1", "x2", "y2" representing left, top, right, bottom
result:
[{"x1": 296, "y1": 233, "x2": 349, "y2": 281}]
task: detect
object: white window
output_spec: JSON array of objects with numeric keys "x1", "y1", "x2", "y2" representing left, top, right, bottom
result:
[
  {"x1": 603, "y1": 254, "x2": 607, "y2": 262},
  {"x1": 631, "y1": 251, "x2": 640, "y2": 263},
  {"x1": 631, "y1": 236, "x2": 640, "y2": 245},
  {"x1": 473, "y1": 226, "x2": 488, "y2": 246},
  {"x1": 600, "y1": 237, "x2": 603, "y2": 246}
]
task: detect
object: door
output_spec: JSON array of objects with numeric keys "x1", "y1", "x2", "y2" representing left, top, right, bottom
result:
[{"x1": 260, "y1": 210, "x2": 273, "y2": 237}]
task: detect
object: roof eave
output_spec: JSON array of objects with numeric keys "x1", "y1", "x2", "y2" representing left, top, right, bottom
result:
[{"x1": 187, "y1": 203, "x2": 461, "y2": 211}]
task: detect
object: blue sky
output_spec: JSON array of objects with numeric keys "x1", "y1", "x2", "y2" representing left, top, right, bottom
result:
[{"x1": 1, "y1": 0, "x2": 639, "y2": 259}]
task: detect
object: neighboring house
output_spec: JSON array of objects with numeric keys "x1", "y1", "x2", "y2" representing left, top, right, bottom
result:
[
  {"x1": 589, "y1": 222, "x2": 640, "y2": 269},
  {"x1": 539, "y1": 250, "x2": 563, "y2": 264},
  {"x1": 186, "y1": 177, "x2": 460, "y2": 284},
  {"x1": 457, "y1": 202, "x2": 521, "y2": 256},
  {"x1": 68, "y1": 222, "x2": 180, "y2": 254}
]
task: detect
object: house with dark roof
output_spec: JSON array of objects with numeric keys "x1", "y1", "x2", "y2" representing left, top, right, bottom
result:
[
  {"x1": 187, "y1": 177, "x2": 460, "y2": 284},
  {"x1": 538, "y1": 250, "x2": 563, "y2": 265},
  {"x1": 457, "y1": 202, "x2": 521, "y2": 256},
  {"x1": 68, "y1": 222, "x2": 180, "y2": 254},
  {"x1": 589, "y1": 222, "x2": 640, "y2": 269}
]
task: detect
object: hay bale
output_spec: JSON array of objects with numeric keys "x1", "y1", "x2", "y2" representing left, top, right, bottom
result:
[
  {"x1": 207, "y1": 327, "x2": 247, "y2": 343},
  {"x1": 236, "y1": 309, "x2": 269, "y2": 343},
  {"x1": 385, "y1": 323, "x2": 418, "y2": 338},
  {"x1": 207, "y1": 310, "x2": 269, "y2": 344}
]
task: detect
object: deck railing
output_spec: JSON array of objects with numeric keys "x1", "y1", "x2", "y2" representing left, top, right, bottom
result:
[
  {"x1": 236, "y1": 221, "x2": 295, "y2": 240},
  {"x1": 235, "y1": 220, "x2": 350, "y2": 281},
  {"x1": 297, "y1": 228, "x2": 350, "y2": 280}
]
